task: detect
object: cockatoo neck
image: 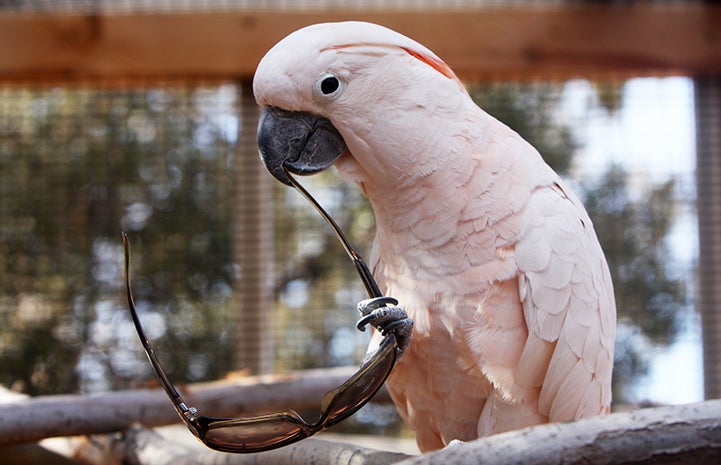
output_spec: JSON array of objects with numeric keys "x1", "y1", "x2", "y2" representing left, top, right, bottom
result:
[
  {"x1": 331, "y1": 92, "x2": 480, "y2": 185},
  {"x1": 334, "y1": 96, "x2": 489, "y2": 217},
  {"x1": 335, "y1": 126, "x2": 452, "y2": 191}
]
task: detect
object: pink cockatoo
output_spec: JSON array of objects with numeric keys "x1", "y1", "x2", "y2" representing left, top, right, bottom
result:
[{"x1": 253, "y1": 22, "x2": 616, "y2": 452}]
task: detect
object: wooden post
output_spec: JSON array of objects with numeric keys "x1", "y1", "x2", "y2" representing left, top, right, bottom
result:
[
  {"x1": 695, "y1": 76, "x2": 721, "y2": 399},
  {"x1": 232, "y1": 80, "x2": 275, "y2": 374}
]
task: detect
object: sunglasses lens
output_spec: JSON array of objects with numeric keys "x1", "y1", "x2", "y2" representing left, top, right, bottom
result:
[
  {"x1": 320, "y1": 335, "x2": 397, "y2": 426},
  {"x1": 203, "y1": 412, "x2": 309, "y2": 453},
  {"x1": 199, "y1": 335, "x2": 397, "y2": 452}
]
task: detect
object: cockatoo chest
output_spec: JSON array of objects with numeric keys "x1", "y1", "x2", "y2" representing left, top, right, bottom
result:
[{"x1": 372, "y1": 235, "x2": 499, "y2": 445}]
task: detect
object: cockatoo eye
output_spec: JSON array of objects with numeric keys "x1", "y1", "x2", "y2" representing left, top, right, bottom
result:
[{"x1": 316, "y1": 74, "x2": 342, "y2": 98}]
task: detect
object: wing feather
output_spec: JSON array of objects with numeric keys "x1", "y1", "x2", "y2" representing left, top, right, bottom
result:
[{"x1": 516, "y1": 180, "x2": 616, "y2": 422}]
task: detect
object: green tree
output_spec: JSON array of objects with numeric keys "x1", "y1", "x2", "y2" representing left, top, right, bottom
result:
[
  {"x1": 582, "y1": 166, "x2": 684, "y2": 400},
  {"x1": 0, "y1": 86, "x2": 238, "y2": 394}
]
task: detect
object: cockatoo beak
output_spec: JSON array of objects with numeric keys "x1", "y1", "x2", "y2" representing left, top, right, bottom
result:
[{"x1": 257, "y1": 106, "x2": 347, "y2": 185}]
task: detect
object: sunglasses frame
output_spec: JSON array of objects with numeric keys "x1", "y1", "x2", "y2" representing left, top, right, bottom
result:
[{"x1": 123, "y1": 169, "x2": 400, "y2": 453}]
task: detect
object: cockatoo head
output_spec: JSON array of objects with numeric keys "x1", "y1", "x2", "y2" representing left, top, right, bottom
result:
[{"x1": 253, "y1": 21, "x2": 466, "y2": 187}]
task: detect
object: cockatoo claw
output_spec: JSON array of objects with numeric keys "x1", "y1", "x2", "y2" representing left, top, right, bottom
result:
[{"x1": 356, "y1": 297, "x2": 413, "y2": 354}]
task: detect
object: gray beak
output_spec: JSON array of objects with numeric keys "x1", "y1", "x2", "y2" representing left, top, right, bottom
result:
[{"x1": 257, "y1": 107, "x2": 347, "y2": 186}]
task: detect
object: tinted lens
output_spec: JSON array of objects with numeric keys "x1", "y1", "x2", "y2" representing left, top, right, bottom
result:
[
  {"x1": 319, "y1": 334, "x2": 397, "y2": 427},
  {"x1": 193, "y1": 334, "x2": 398, "y2": 453},
  {"x1": 201, "y1": 412, "x2": 311, "y2": 453}
]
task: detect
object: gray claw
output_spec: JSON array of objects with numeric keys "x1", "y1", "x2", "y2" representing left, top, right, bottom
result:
[
  {"x1": 357, "y1": 296, "x2": 399, "y2": 316},
  {"x1": 356, "y1": 297, "x2": 413, "y2": 355}
]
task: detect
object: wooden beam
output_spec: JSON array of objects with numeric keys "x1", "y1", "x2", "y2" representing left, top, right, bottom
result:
[
  {"x1": 696, "y1": 76, "x2": 721, "y2": 400},
  {"x1": 0, "y1": 4, "x2": 720, "y2": 83}
]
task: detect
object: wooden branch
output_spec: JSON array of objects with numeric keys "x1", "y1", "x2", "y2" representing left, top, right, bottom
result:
[
  {"x1": 1, "y1": 4, "x2": 720, "y2": 83},
  {"x1": 0, "y1": 366, "x2": 390, "y2": 446},
  {"x1": 67, "y1": 400, "x2": 721, "y2": 465},
  {"x1": 395, "y1": 400, "x2": 721, "y2": 465}
]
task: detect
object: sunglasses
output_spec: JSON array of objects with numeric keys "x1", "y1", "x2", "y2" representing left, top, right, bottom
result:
[{"x1": 123, "y1": 168, "x2": 399, "y2": 453}]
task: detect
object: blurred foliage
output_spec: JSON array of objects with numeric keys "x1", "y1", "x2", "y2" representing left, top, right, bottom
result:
[
  {"x1": 593, "y1": 81, "x2": 626, "y2": 116},
  {"x1": 582, "y1": 166, "x2": 685, "y2": 400},
  {"x1": 272, "y1": 171, "x2": 376, "y2": 371},
  {"x1": 0, "y1": 86, "x2": 238, "y2": 394}
]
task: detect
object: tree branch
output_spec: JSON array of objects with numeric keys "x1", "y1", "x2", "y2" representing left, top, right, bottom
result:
[
  {"x1": 395, "y1": 400, "x2": 721, "y2": 465},
  {"x1": 0, "y1": 366, "x2": 390, "y2": 446},
  {"x1": 7, "y1": 379, "x2": 721, "y2": 465},
  {"x1": 73, "y1": 400, "x2": 721, "y2": 465}
]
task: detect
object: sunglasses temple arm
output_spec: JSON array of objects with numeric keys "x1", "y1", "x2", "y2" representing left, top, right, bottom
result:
[
  {"x1": 282, "y1": 168, "x2": 382, "y2": 299},
  {"x1": 351, "y1": 254, "x2": 382, "y2": 299},
  {"x1": 122, "y1": 233, "x2": 197, "y2": 420}
]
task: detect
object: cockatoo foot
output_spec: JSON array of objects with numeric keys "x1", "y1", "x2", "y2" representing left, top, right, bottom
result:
[
  {"x1": 446, "y1": 439, "x2": 466, "y2": 448},
  {"x1": 356, "y1": 296, "x2": 413, "y2": 354}
]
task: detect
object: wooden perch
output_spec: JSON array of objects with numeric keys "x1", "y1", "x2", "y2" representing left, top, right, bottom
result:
[
  {"x1": 395, "y1": 399, "x2": 721, "y2": 465},
  {"x1": 0, "y1": 366, "x2": 390, "y2": 446},
  {"x1": 92, "y1": 400, "x2": 721, "y2": 465},
  {"x1": 6, "y1": 379, "x2": 721, "y2": 465}
]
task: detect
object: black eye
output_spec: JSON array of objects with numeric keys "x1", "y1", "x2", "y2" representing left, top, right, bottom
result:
[{"x1": 319, "y1": 75, "x2": 340, "y2": 96}]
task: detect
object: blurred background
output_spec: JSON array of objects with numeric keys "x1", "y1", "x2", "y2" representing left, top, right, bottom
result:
[{"x1": 0, "y1": 0, "x2": 719, "y2": 441}]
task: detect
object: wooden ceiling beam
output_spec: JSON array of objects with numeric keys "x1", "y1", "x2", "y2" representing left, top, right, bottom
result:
[{"x1": 1, "y1": 4, "x2": 719, "y2": 83}]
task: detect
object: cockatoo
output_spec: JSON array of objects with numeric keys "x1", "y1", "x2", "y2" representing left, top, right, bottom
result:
[{"x1": 253, "y1": 22, "x2": 616, "y2": 452}]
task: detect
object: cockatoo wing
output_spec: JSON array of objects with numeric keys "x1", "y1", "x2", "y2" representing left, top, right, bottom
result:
[
  {"x1": 514, "y1": 175, "x2": 616, "y2": 421},
  {"x1": 455, "y1": 120, "x2": 615, "y2": 431}
]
